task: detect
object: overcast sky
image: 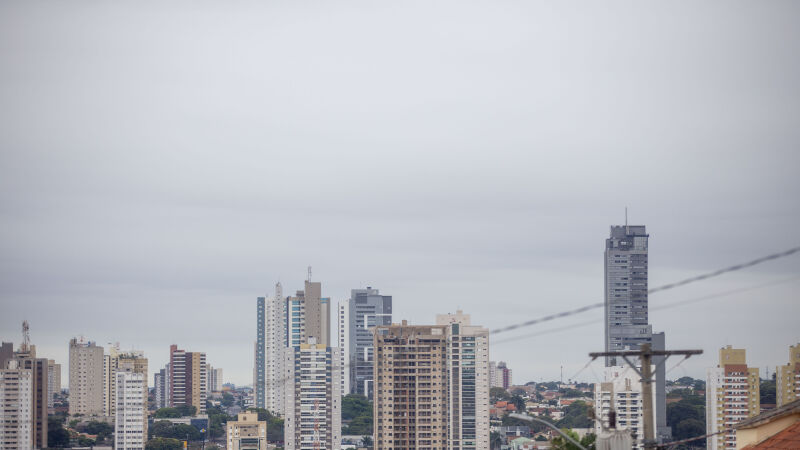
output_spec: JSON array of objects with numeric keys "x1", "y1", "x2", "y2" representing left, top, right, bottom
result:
[{"x1": 1, "y1": 1, "x2": 799, "y2": 388}]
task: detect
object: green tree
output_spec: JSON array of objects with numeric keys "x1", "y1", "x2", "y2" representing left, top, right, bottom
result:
[
  {"x1": 342, "y1": 394, "x2": 372, "y2": 420},
  {"x1": 490, "y1": 431, "x2": 504, "y2": 449},
  {"x1": 490, "y1": 387, "x2": 511, "y2": 402},
  {"x1": 221, "y1": 392, "x2": 235, "y2": 407},
  {"x1": 675, "y1": 418, "x2": 705, "y2": 446},
  {"x1": 344, "y1": 415, "x2": 373, "y2": 435},
  {"x1": 47, "y1": 415, "x2": 70, "y2": 448},
  {"x1": 267, "y1": 417, "x2": 284, "y2": 443},
  {"x1": 560, "y1": 389, "x2": 586, "y2": 398},
  {"x1": 77, "y1": 436, "x2": 96, "y2": 447},
  {"x1": 760, "y1": 379, "x2": 776, "y2": 405},
  {"x1": 149, "y1": 421, "x2": 203, "y2": 441},
  {"x1": 509, "y1": 395, "x2": 526, "y2": 413},
  {"x1": 361, "y1": 435, "x2": 374, "y2": 449},
  {"x1": 666, "y1": 401, "x2": 700, "y2": 429},
  {"x1": 146, "y1": 437, "x2": 184, "y2": 450},
  {"x1": 556, "y1": 401, "x2": 592, "y2": 429},
  {"x1": 342, "y1": 394, "x2": 373, "y2": 435},
  {"x1": 176, "y1": 405, "x2": 197, "y2": 417},
  {"x1": 154, "y1": 407, "x2": 182, "y2": 418},
  {"x1": 205, "y1": 405, "x2": 233, "y2": 439},
  {"x1": 550, "y1": 429, "x2": 582, "y2": 450}
]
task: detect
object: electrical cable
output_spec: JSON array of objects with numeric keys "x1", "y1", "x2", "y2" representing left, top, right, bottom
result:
[{"x1": 491, "y1": 246, "x2": 800, "y2": 336}]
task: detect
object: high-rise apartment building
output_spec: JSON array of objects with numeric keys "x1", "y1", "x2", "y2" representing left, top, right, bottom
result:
[
  {"x1": 12, "y1": 342, "x2": 48, "y2": 448},
  {"x1": 154, "y1": 366, "x2": 169, "y2": 409},
  {"x1": 103, "y1": 344, "x2": 120, "y2": 416},
  {"x1": 436, "y1": 311, "x2": 490, "y2": 450},
  {"x1": 287, "y1": 279, "x2": 330, "y2": 348},
  {"x1": 706, "y1": 346, "x2": 760, "y2": 450},
  {"x1": 337, "y1": 301, "x2": 348, "y2": 396},
  {"x1": 208, "y1": 366, "x2": 223, "y2": 393},
  {"x1": 604, "y1": 224, "x2": 670, "y2": 440},
  {"x1": 69, "y1": 337, "x2": 105, "y2": 416},
  {"x1": 496, "y1": 362, "x2": 512, "y2": 390},
  {"x1": 264, "y1": 282, "x2": 287, "y2": 415},
  {"x1": 594, "y1": 365, "x2": 657, "y2": 450},
  {"x1": 47, "y1": 359, "x2": 61, "y2": 410},
  {"x1": 283, "y1": 340, "x2": 341, "y2": 450},
  {"x1": 255, "y1": 295, "x2": 266, "y2": 408},
  {"x1": 777, "y1": 343, "x2": 800, "y2": 407},
  {"x1": 374, "y1": 322, "x2": 449, "y2": 450},
  {"x1": 227, "y1": 412, "x2": 268, "y2": 450},
  {"x1": 169, "y1": 345, "x2": 207, "y2": 414},
  {"x1": 605, "y1": 225, "x2": 651, "y2": 363},
  {"x1": 0, "y1": 342, "x2": 13, "y2": 369},
  {"x1": 115, "y1": 371, "x2": 146, "y2": 450},
  {"x1": 0, "y1": 359, "x2": 33, "y2": 450},
  {"x1": 338, "y1": 287, "x2": 392, "y2": 398},
  {"x1": 104, "y1": 348, "x2": 148, "y2": 417}
]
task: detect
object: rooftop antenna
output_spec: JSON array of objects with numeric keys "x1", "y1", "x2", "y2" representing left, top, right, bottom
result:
[
  {"x1": 308, "y1": 266, "x2": 312, "y2": 282},
  {"x1": 21, "y1": 320, "x2": 30, "y2": 353},
  {"x1": 625, "y1": 206, "x2": 629, "y2": 234}
]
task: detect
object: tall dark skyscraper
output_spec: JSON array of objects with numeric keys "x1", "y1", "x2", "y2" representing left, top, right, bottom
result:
[
  {"x1": 604, "y1": 225, "x2": 651, "y2": 365},
  {"x1": 604, "y1": 224, "x2": 671, "y2": 441}
]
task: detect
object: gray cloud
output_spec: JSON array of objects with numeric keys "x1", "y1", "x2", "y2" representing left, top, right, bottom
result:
[{"x1": 1, "y1": 0, "x2": 799, "y2": 386}]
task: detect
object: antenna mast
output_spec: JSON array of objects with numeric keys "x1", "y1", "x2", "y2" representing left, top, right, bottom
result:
[
  {"x1": 21, "y1": 321, "x2": 30, "y2": 353},
  {"x1": 308, "y1": 266, "x2": 312, "y2": 282},
  {"x1": 625, "y1": 206, "x2": 629, "y2": 234}
]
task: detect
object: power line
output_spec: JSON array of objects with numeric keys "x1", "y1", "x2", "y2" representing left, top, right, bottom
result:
[
  {"x1": 256, "y1": 247, "x2": 800, "y2": 397},
  {"x1": 656, "y1": 426, "x2": 731, "y2": 449},
  {"x1": 263, "y1": 273, "x2": 799, "y2": 391},
  {"x1": 491, "y1": 274, "x2": 800, "y2": 345},
  {"x1": 491, "y1": 246, "x2": 800, "y2": 336}
]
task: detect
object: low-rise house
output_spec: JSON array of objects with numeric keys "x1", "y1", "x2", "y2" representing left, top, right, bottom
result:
[{"x1": 735, "y1": 399, "x2": 800, "y2": 449}]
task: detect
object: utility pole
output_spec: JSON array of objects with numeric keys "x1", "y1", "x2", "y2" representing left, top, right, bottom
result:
[{"x1": 589, "y1": 345, "x2": 702, "y2": 449}]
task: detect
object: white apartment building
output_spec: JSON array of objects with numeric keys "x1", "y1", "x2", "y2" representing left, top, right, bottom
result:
[
  {"x1": 207, "y1": 366, "x2": 223, "y2": 393},
  {"x1": 594, "y1": 365, "x2": 657, "y2": 450},
  {"x1": 0, "y1": 360, "x2": 33, "y2": 450},
  {"x1": 436, "y1": 311, "x2": 490, "y2": 450},
  {"x1": 284, "y1": 340, "x2": 341, "y2": 450},
  {"x1": 337, "y1": 299, "x2": 349, "y2": 396},
  {"x1": 115, "y1": 371, "x2": 146, "y2": 450},
  {"x1": 265, "y1": 283, "x2": 287, "y2": 415}
]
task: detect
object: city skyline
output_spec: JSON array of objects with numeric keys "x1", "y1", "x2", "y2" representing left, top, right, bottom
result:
[
  {"x1": 3, "y1": 253, "x2": 799, "y2": 389},
  {"x1": 2, "y1": 0, "x2": 799, "y2": 389}
]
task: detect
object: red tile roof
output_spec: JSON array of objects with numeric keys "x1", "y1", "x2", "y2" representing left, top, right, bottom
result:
[{"x1": 742, "y1": 421, "x2": 800, "y2": 449}]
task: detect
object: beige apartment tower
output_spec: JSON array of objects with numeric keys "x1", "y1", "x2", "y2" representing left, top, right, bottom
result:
[
  {"x1": 104, "y1": 347, "x2": 148, "y2": 417},
  {"x1": 374, "y1": 322, "x2": 449, "y2": 450},
  {"x1": 706, "y1": 346, "x2": 760, "y2": 450},
  {"x1": 287, "y1": 279, "x2": 331, "y2": 348},
  {"x1": 47, "y1": 359, "x2": 61, "y2": 410},
  {"x1": 435, "y1": 311, "x2": 490, "y2": 450},
  {"x1": 69, "y1": 338, "x2": 105, "y2": 416},
  {"x1": 776, "y1": 343, "x2": 800, "y2": 407},
  {"x1": 226, "y1": 412, "x2": 268, "y2": 450},
  {"x1": 169, "y1": 345, "x2": 207, "y2": 414}
]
